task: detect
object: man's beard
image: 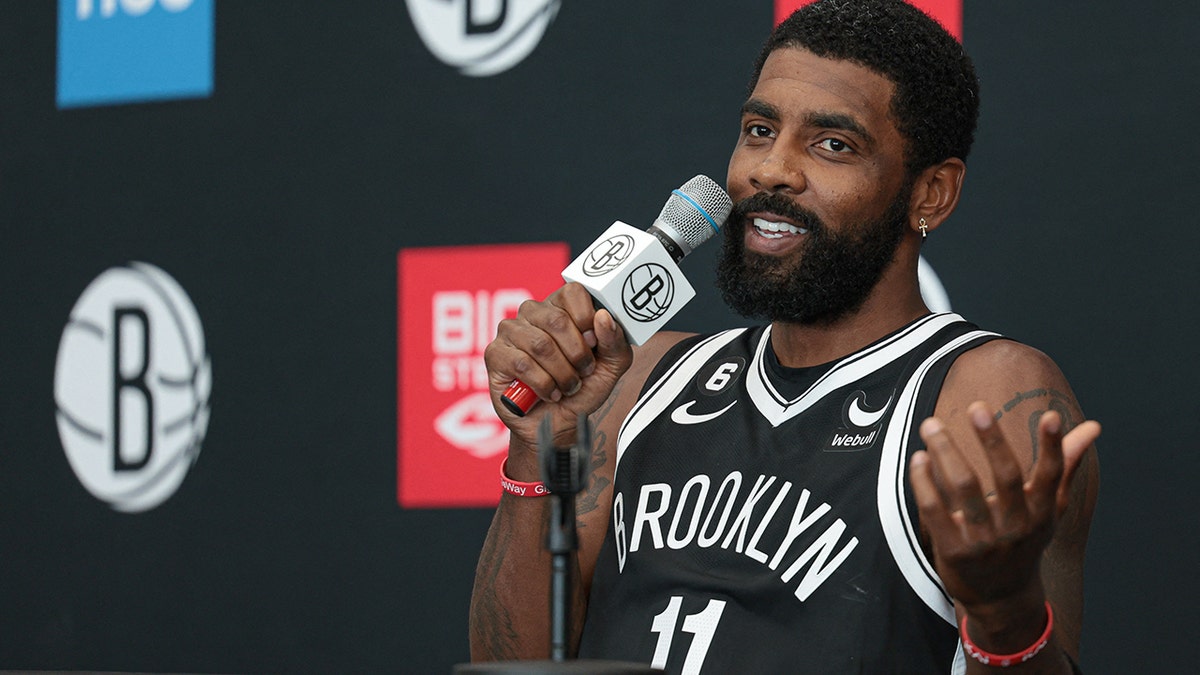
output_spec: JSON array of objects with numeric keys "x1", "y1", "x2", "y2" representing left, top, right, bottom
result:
[{"x1": 715, "y1": 184, "x2": 912, "y2": 325}]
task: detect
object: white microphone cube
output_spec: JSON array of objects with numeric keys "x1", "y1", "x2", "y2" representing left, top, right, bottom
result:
[{"x1": 562, "y1": 221, "x2": 695, "y2": 346}]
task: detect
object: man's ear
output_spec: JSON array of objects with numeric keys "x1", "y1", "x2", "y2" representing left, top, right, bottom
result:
[{"x1": 908, "y1": 158, "x2": 966, "y2": 236}]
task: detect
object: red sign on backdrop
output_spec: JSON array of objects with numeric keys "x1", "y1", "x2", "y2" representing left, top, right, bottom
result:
[
  {"x1": 774, "y1": 0, "x2": 962, "y2": 40},
  {"x1": 397, "y1": 243, "x2": 570, "y2": 508}
]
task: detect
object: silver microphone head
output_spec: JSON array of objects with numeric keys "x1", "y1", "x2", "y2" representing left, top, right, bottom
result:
[{"x1": 654, "y1": 175, "x2": 733, "y2": 256}]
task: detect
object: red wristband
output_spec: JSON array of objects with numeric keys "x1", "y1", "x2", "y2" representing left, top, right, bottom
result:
[
  {"x1": 960, "y1": 601, "x2": 1054, "y2": 667},
  {"x1": 500, "y1": 459, "x2": 550, "y2": 497}
]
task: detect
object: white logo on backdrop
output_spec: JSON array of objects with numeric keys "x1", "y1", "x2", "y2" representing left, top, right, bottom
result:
[
  {"x1": 75, "y1": 0, "x2": 195, "y2": 20},
  {"x1": 918, "y1": 255, "x2": 952, "y2": 313},
  {"x1": 406, "y1": 0, "x2": 560, "y2": 76},
  {"x1": 434, "y1": 392, "x2": 511, "y2": 458},
  {"x1": 54, "y1": 262, "x2": 211, "y2": 512},
  {"x1": 431, "y1": 289, "x2": 527, "y2": 457}
]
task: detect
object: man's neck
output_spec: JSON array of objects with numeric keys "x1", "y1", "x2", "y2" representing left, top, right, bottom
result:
[{"x1": 769, "y1": 270, "x2": 930, "y2": 368}]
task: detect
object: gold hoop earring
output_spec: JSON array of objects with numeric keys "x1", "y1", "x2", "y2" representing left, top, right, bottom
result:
[{"x1": 918, "y1": 217, "x2": 928, "y2": 239}]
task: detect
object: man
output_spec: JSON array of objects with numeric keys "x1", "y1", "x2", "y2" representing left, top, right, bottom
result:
[{"x1": 470, "y1": 1, "x2": 1100, "y2": 672}]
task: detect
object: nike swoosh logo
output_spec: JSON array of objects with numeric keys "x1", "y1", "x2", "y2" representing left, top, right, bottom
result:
[
  {"x1": 846, "y1": 392, "x2": 891, "y2": 428},
  {"x1": 671, "y1": 400, "x2": 737, "y2": 425}
]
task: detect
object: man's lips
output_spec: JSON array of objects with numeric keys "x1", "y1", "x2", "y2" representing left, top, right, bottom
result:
[{"x1": 749, "y1": 215, "x2": 809, "y2": 239}]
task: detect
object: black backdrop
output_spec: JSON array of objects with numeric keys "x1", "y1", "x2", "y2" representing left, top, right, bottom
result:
[{"x1": 1, "y1": 1, "x2": 1197, "y2": 673}]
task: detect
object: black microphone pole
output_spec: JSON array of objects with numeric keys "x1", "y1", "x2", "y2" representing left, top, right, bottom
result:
[
  {"x1": 454, "y1": 417, "x2": 657, "y2": 674},
  {"x1": 539, "y1": 413, "x2": 590, "y2": 661}
]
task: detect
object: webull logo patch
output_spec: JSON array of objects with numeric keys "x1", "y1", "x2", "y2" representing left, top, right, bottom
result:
[
  {"x1": 823, "y1": 390, "x2": 891, "y2": 453},
  {"x1": 827, "y1": 428, "x2": 879, "y2": 450}
]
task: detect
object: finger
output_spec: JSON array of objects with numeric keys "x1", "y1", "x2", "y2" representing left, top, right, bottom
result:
[
  {"x1": 1025, "y1": 410, "x2": 1065, "y2": 518},
  {"x1": 592, "y1": 309, "x2": 632, "y2": 374},
  {"x1": 553, "y1": 282, "x2": 602, "y2": 351},
  {"x1": 967, "y1": 402, "x2": 1027, "y2": 520},
  {"x1": 538, "y1": 287, "x2": 600, "y2": 377},
  {"x1": 909, "y1": 450, "x2": 958, "y2": 538},
  {"x1": 1056, "y1": 420, "x2": 1101, "y2": 514},
  {"x1": 512, "y1": 301, "x2": 595, "y2": 399},
  {"x1": 1061, "y1": 420, "x2": 1101, "y2": 472},
  {"x1": 484, "y1": 328, "x2": 564, "y2": 405},
  {"x1": 920, "y1": 418, "x2": 994, "y2": 538}
]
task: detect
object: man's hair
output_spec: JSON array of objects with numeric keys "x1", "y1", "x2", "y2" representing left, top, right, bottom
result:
[{"x1": 749, "y1": 0, "x2": 980, "y2": 172}]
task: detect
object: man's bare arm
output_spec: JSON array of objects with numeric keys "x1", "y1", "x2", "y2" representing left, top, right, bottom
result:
[
  {"x1": 915, "y1": 340, "x2": 1100, "y2": 674},
  {"x1": 468, "y1": 295, "x2": 687, "y2": 660}
]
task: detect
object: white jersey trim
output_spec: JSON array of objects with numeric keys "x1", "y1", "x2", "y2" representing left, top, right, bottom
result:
[
  {"x1": 615, "y1": 328, "x2": 747, "y2": 475},
  {"x1": 612, "y1": 318, "x2": 986, "y2": 672},
  {"x1": 876, "y1": 328, "x2": 999, "y2": 627},
  {"x1": 747, "y1": 313, "x2": 965, "y2": 428}
]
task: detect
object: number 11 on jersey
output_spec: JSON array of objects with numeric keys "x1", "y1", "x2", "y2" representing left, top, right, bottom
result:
[{"x1": 650, "y1": 596, "x2": 727, "y2": 674}]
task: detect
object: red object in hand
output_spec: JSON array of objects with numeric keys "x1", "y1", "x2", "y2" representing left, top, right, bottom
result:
[{"x1": 501, "y1": 379, "x2": 538, "y2": 416}]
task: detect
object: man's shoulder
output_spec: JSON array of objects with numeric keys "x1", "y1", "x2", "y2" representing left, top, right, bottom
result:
[
  {"x1": 638, "y1": 326, "x2": 759, "y2": 362},
  {"x1": 940, "y1": 336, "x2": 1072, "y2": 408},
  {"x1": 606, "y1": 332, "x2": 700, "y2": 419},
  {"x1": 622, "y1": 327, "x2": 759, "y2": 399},
  {"x1": 952, "y1": 337, "x2": 1060, "y2": 378},
  {"x1": 627, "y1": 331, "x2": 703, "y2": 390},
  {"x1": 636, "y1": 330, "x2": 698, "y2": 365}
]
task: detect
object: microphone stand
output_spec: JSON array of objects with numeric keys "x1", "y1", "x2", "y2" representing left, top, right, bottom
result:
[
  {"x1": 454, "y1": 414, "x2": 658, "y2": 674},
  {"x1": 539, "y1": 414, "x2": 590, "y2": 662}
]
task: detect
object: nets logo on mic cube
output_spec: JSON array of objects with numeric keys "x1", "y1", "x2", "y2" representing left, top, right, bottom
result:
[
  {"x1": 57, "y1": 0, "x2": 214, "y2": 108},
  {"x1": 397, "y1": 243, "x2": 569, "y2": 508},
  {"x1": 563, "y1": 222, "x2": 695, "y2": 345}
]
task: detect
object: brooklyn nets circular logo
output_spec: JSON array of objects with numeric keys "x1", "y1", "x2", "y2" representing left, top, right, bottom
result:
[
  {"x1": 406, "y1": 0, "x2": 561, "y2": 77},
  {"x1": 583, "y1": 234, "x2": 635, "y2": 277},
  {"x1": 54, "y1": 262, "x2": 211, "y2": 512},
  {"x1": 621, "y1": 263, "x2": 674, "y2": 322}
]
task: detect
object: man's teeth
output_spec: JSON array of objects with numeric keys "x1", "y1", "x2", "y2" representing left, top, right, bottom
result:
[{"x1": 753, "y1": 217, "x2": 808, "y2": 239}]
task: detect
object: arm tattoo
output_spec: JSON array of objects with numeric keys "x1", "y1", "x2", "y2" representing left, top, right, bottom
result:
[
  {"x1": 993, "y1": 388, "x2": 1077, "y2": 464},
  {"x1": 994, "y1": 388, "x2": 1073, "y2": 417},
  {"x1": 470, "y1": 497, "x2": 550, "y2": 659},
  {"x1": 472, "y1": 380, "x2": 630, "y2": 659},
  {"x1": 577, "y1": 378, "x2": 625, "y2": 519}
]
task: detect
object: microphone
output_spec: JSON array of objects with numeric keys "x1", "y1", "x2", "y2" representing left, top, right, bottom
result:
[{"x1": 500, "y1": 175, "x2": 732, "y2": 416}]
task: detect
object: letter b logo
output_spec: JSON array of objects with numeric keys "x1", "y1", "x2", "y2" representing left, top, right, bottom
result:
[
  {"x1": 112, "y1": 307, "x2": 154, "y2": 472},
  {"x1": 622, "y1": 263, "x2": 675, "y2": 322},
  {"x1": 55, "y1": 263, "x2": 211, "y2": 512}
]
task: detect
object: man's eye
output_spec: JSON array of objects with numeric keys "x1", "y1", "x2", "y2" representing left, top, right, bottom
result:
[
  {"x1": 747, "y1": 124, "x2": 773, "y2": 138},
  {"x1": 817, "y1": 138, "x2": 851, "y2": 153}
]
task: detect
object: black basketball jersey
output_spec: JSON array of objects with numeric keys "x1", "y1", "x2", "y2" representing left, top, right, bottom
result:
[{"x1": 577, "y1": 313, "x2": 1002, "y2": 674}]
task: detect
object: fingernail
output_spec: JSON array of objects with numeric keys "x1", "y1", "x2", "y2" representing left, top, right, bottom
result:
[
  {"x1": 550, "y1": 390, "x2": 562, "y2": 402},
  {"x1": 565, "y1": 380, "x2": 582, "y2": 397},
  {"x1": 921, "y1": 418, "x2": 943, "y2": 435},
  {"x1": 583, "y1": 330, "x2": 598, "y2": 349},
  {"x1": 582, "y1": 360, "x2": 596, "y2": 377},
  {"x1": 1044, "y1": 413, "x2": 1060, "y2": 434}
]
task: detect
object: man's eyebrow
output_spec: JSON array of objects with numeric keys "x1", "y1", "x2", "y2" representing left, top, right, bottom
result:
[
  {"x1": 740, "y1": 101, "x2": 876, "y2": 148},
  {"x1": 740, "y1": 99, "x2": 780, "y2": 121},
  {"x1": 805, "y1": 111, "x2": 874, "y2": 146}
]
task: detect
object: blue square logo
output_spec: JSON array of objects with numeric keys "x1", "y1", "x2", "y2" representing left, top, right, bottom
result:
[{"x1": 57, "y1": 0, "x2": 214, "y2": 109}]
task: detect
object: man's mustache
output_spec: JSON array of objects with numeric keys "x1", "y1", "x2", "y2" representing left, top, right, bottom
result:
[{"x1": 729, "y1": 192, "x2": 823, "y2": 234}]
